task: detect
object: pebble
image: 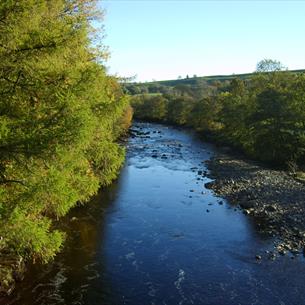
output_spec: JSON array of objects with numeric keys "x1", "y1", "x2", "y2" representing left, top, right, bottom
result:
[{"x1": 207, "y1": 153, "x2": 305, "y2": 257}]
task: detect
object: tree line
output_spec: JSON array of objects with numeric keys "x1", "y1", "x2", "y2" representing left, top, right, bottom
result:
[
  {"x1": 131, "y1": 66, "x2": 305, "y2": 167},
  {"x1": 0, "y1": 0, "x2": 131, "y2": 291}
]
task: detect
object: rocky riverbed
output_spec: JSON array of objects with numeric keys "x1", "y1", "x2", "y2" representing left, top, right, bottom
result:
[{"x1": 205, "y1": 150, "x2": 305, "y2": 259}]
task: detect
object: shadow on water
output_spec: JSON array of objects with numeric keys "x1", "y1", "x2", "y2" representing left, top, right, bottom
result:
[
  {"x1": 3, "y1": 180, "x2": 124, "y2": 305},
  {"x1": 4, "y1": 121, "x2": 305, "y2": 305}
]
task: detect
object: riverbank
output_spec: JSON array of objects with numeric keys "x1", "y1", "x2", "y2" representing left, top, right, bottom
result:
[
  {"x1": 205, "y1": 150, "x2": 305, "y2": 258},
  {"x1": 5, "y1": 121, "x2": 305, "y2": 305}
]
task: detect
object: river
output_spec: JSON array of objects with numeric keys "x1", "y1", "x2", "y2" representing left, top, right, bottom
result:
[{"x1": 4, "y1": 122, "x2": 305, "y2": 305}]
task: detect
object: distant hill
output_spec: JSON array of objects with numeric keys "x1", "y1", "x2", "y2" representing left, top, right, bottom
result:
[
  {"x1": 141, "y1": 69, "x2": 305, "y2": 86},
  {"x1": 124, "y1": 69, "x2": 305, "y2": 96}
]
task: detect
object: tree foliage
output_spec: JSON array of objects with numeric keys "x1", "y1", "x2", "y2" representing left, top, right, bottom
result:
[
  {"x1": 256, "y1": 59, "x2": 286, "y2": 72},
  {"x1": 131, "y1": 69, "x2": 305, "y2": 166},
  {"x1": 132, "y1": 95, "x2": 167, "y2": 121},
  {"x1": 0, "y1": 0, "x2": 131, "y2": 279}
]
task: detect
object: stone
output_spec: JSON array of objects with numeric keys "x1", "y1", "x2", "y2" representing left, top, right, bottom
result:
[{"x1": 239, "y1": 200, "x2": 257, "y2": 209}]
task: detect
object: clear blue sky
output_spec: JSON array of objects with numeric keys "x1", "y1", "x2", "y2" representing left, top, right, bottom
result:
[{"x1": 99, "y1": 0, "x2": 305, "y2": 82}]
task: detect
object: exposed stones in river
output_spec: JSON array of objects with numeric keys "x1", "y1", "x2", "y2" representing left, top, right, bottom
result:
[{"x1": 206, "y1": 151, "x2": 305, "y2": 258}]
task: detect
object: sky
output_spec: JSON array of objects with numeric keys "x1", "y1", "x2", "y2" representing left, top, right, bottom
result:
[{"x1": 99, "y1": 0, "x2": 305, "y2": 82}]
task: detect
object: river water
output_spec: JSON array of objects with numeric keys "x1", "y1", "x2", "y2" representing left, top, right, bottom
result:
[{"x1": 4, "y1": 122, "x2": 305, "y2": 305}]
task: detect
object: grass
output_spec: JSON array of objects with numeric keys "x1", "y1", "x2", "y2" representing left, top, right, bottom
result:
[{"x1": 137, "y1": 69, "x2": 305, "y2": 87}]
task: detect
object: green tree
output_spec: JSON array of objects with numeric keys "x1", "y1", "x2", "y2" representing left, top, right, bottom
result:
[
  {"x1": 256, "y1": 59, "x2": 286, "y2": 72},
  {"x1": 189, "y1": 96, "x2": 222, "y2": 132},
  {"x1": 167, "y1": 96, "x2": 194, "y2": 125},
  {"x1": 0, "y1": 0, "x2": 131, "y2": 288},
  {"x1": 249, "y1": 73, "x2": 305, "y2": 163},
  {"x1": 131, "y1": 94, "x2": 167, "y2": 121},
  {"x1": 218, "y1": 79, "x2": 254, "y2": 150}
]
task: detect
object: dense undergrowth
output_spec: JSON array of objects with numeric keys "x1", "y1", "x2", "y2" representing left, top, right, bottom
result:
[{"x1": 0, "y1": 0, "x2": 132, "y2": 293}]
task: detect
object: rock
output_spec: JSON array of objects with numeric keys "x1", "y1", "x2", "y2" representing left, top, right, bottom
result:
[
  {"x1": 206, "y1": 145, "x2": 305, "y2": 256},
  {"x1": 265, "y1": 205, "x2": 277, "y2": 212},
  {"x1": 239, "y1": 200, "x2": 257, "y2": 209},
  {"x1": 204, "y1": 182, "x2": 214, "y2": 189},
  {"x1": 151, "y1": 154, "x2": 158, "y2": 158},
  {"x1": 255, "y1": 255, "x2": 262, "y2": 260},
  {"x1": 291, "y1": 249, "x2": 300, "y2": 255},
  {"x1": 269, "y1": 253, "x2": 276, "y2": 260}
]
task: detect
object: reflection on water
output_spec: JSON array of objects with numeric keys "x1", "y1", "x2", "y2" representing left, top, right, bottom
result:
[{"x1": 4, "y1": 122, "x2": 305, "y2": 305}]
